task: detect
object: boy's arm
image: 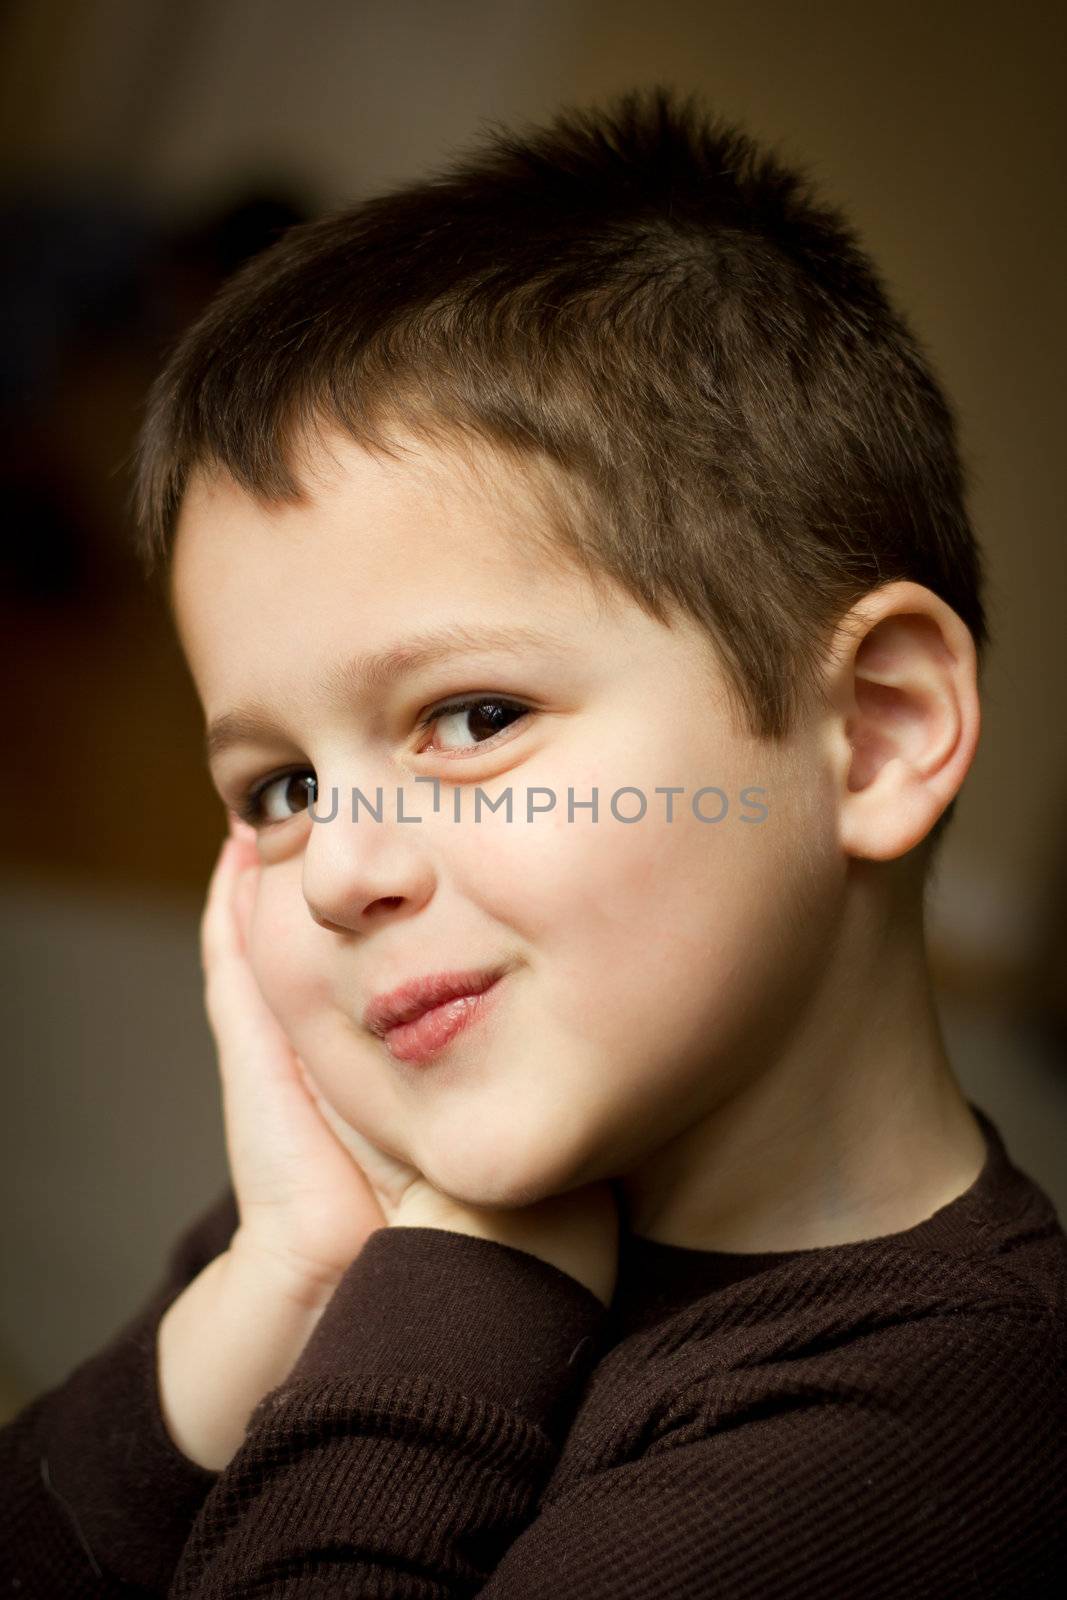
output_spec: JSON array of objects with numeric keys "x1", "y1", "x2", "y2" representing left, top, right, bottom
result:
[
  {"x1": 168, "y1": 1229, "x2": 1063, "y2": 1599},
  {"x1": 0, "y1": 1183, "x2": 238, "y2": 1597},
  {"x1": 169, "y1": 1223, "x2": 607, "y2": 1597},
  {"x1": 485, "y1": 1304, "x2": 1065, "y2": 1600}
]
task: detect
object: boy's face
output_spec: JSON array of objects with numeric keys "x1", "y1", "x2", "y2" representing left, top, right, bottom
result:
[{"x1": 172, "y1": 428, "x2": 842, "y2": 1209}]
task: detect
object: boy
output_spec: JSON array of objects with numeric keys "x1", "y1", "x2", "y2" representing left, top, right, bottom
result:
[{"x1": 3, "y1": 87, "x2": 1064, "y2": 1596}]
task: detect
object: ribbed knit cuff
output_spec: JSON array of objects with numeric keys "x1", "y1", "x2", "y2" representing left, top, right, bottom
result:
[{"x1": 276, "y1": 1225, "x2": 607, "y2": 1435}]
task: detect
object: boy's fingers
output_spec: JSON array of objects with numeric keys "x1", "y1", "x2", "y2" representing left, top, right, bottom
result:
[
  {"x1": 205, "y1": 945, "x2": 287, "y2": 1071},
  {"x1": 199, "y1": 840, "x2": 292, "y2": 1076},
  {"x1": 202, "y1": 908, "x2": 293, "y2": 1080},
  {"x1": 201, "y1": 837, "x2": 257, "y2": 973},
  {"x1": 232, "y1": 863, "x2": 258, "y2": 956},
  {"x1": 201, "y1": 839, "x2": 242, "y2": 962},
  {"x1": 200, "y1": 839, "x2": 234, "y2": 972}
]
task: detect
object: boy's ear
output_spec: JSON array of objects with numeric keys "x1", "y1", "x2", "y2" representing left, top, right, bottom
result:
[{"x1": 820, "y1": 581, "x2": 982, "y2": 861}]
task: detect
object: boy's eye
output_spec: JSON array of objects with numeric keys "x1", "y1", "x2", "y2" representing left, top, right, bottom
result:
[
  {"x1": 417, "y1": 695, "x2": 530, "y2": 754},
  {"x1": 241, "y1": 770, "x2": 317, "y2": 827},
  {"x1": 235, "y1": 696, "x2": 531, "y2": 827}
]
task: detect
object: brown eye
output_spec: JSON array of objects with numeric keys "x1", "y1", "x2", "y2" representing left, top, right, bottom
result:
[
  {"x1": 426, "y1": 697, "x2": 529, "y2": 752},
  {"x1": 249, "y1": 770, "x2": 317, "y2": 824}
]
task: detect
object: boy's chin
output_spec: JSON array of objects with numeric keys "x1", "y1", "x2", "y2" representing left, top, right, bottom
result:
[{"x1": 417, "y1": 1138, "x2": 608, "y2": 1214}]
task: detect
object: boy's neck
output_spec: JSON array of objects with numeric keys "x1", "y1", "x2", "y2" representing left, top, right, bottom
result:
[{"x1": 622, "y1": 884, "x2": 988, "y2": 1255}]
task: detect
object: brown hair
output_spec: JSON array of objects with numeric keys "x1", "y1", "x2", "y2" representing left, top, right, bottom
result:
[{"x1": 132, "y1": 85, "x2": 988, "y2": 846}]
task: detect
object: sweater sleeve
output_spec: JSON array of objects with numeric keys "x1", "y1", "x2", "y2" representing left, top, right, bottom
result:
[
  {"x1": 497, "y1": 1304, "x2": 1064, "y2": 1599},
  {"x1": 168, "y1": 1244, "x2": 1065, "y2": 1599},
  {"x1": 167, "y1": 1224, "x2": 608, "y2": 1599},
  {"x1": 0, "y1": 1183, "x2": 238, "y2": 1597}
]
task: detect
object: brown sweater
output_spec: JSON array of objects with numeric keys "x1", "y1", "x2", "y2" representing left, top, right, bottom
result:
[{"x1": 1, "y1": 1101, "x2": 1064, "y2": 1597}]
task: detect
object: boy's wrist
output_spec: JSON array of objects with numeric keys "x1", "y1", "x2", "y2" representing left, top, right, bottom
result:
[
  {"x1": 156, "y1": 1245, "x2": 338, "y2": 1473},
  {"x1": 389, "y1": 1185, "x2": 619, "y2": 1307},
  {"x1": 226, "y1": 1223, "x2": 353, "y2": 1314}
]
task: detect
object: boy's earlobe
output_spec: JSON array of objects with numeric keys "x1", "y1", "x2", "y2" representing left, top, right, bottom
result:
[{"x1": 827, "y1": 582, "x2": 982, "y2": 861}]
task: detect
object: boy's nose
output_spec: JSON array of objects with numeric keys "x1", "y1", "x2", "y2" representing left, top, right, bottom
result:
[{"x1": 300, "y1": 790, "x2": 436, "y2": 933}]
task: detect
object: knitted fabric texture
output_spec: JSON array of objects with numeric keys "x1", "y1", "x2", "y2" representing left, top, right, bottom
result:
[{"x1": 1, "y1": 1101, "x2": 1063, "y2": 1597}]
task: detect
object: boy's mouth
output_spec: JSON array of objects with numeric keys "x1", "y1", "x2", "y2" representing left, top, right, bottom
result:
[
  {"x1": 363, "y1": 964, "x2": 511, "y2": 1037},
  {"x1": 376, "y1": 979, "x2": 507, "y2": 1066}
]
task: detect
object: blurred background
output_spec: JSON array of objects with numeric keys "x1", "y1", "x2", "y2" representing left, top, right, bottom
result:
[{"x1": 1, "y1": 0, "x2": 1064, "y2": 1421}]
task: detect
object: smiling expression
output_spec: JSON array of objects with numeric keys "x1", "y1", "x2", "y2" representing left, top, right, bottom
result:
[{"x1": 171, "y1": 426, "x2": 843, "y2": 1207}]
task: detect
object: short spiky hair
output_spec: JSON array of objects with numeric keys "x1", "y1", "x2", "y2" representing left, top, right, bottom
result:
[{"x1": 132, "y1": 85, "x2": 987, "y2": 843}]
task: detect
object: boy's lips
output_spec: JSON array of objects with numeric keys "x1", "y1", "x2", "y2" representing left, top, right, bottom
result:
[{"x1": 363, "y1": 964, "x2": 511, "y2": 1038}]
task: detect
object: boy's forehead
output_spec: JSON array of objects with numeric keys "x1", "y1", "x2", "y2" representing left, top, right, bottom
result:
[
  {"x1": 179, "y1": 423, "x2": 554, "y2": 531},
  {"x1": 176, "y1": 429, "x2": 559, "y2": 574},
  {"x1": 168, "y1": 431, "x2": 639, "y2": 690},
  {"x1": 170, "y1": 426, "x2": 625, "y2": 644}
]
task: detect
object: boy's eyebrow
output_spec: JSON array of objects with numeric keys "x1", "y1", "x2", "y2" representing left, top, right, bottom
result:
[{"x1": 204, "y1": 621, "x2": 570, "y2": 763}]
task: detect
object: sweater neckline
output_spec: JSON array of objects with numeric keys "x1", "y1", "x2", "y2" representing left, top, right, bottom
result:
[{"x1": 611, "y1": 1100, "x2": 1031, "y2": 1317}]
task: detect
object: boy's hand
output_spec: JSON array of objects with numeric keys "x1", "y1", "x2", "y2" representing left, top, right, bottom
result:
[
  {"x1": 162, "y1": 819, "x2": 616, "y2": 1471},
  {"x1": 158, "y1": 821, "x2": 392, "y2": 1470},
  {"x1": 322, "y1": 1114, "x2": 621, "y2": 1308},
  {"x1": 202, "y1": 818, "x2": 389, "y2": 1302}
]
